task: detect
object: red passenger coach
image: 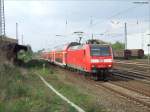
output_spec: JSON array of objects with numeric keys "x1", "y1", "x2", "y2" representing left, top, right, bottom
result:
[
  {"x1": 52, "y1": 42, "x2": 80, "y2": 66},
  {"x1": 48, "y1": 51, "x2": 54, "y2": 63}
]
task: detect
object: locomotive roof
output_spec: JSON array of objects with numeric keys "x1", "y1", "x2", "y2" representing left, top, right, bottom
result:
[
  {"x1": 53, "y1": 42, "x2": 80, "y2": 51},
  {"x1": 53, "y1": 42, "x2": 110, "y2": 51},
  {"x1": 89, "y1": 44, "x2": 110, "y2": 46},
  {"x1": 69, "y1": 43, "x2": 110, "y2": 49},
  {"x1": 89, "y1": 44, "x2": 109, "y2": 45},
  {"x1": 68, "y1": 44, "x2": 84, "y2": 50}
]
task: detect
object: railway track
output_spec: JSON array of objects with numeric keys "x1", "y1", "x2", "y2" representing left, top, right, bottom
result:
[
  {"x1": 113, "y1": 66, "x2": 150, "y2": 75},
  {"x1": 114, "y1": 63, "x2": 150, "y2": 71},
  {"x1": 115, "y1": 60, "x2": 150, "y2": 66},
  {"x1": 95, "y1": 82, "x2": 150, "y2": 109},
  {"x1": 60, "y1": 67, "x2": 150, "y2": 109},
  {"x1": 82, "y1": 74, "x2": 150, "y2": 109},
  {"x1": 114, "y1": 61, "x2": 150, "y2": 75},
  {"x1": 109, "y1": 74, "x2": 150, "y2": 97},
  {"x1": 79, "y1": 72, "x2": 150, "y2": 109},
  {"x1": 112, "y1": 69, "x2": 150, "y2": 84}
]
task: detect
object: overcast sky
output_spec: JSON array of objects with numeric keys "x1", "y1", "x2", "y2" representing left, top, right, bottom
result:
[{"x1": 4, "y1": 0, "x2": 150, "y2": 51}]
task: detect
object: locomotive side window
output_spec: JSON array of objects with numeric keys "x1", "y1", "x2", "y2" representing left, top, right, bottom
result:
[{"x1": 90, "y1": 45, "x2": 110, "y2": 56}]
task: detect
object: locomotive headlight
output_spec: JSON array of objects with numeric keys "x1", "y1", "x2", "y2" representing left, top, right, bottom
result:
[
  {"x1": 91, "y1": 59, "x2": 99, "y2": 63},
  {"x1": 104, "y1": 59, "x2": 112, "y2": 62},
  {"x1": 108, "y1": 65, "x2": 112, "y2": 67}
]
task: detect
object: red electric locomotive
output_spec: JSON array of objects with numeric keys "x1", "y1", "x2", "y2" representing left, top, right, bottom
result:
[
  {"x1": 42, "y1": 42, "x2": 113, "y2": 80},
  {"x1": 67, "y1": 43, "x2": 113, "y2": 80}
]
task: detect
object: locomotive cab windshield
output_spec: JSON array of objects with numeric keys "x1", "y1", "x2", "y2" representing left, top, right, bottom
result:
[{"x1": 90, "y1": 45, "x2": 111, "y2": 56}]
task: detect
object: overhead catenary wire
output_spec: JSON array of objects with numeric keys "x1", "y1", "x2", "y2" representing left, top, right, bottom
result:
[
  {"x1": 92, "y1": 5, "x2": 142, "y2": 27},
  {"x1": 52, "y1": 2, "x2": 149, "y2": 45},
  {"x1": 80, "y1": 3, "x2": 148, "y2": 36},
  {"x1": 55, "y1": 4, "x2": 144, "y2": 41}
]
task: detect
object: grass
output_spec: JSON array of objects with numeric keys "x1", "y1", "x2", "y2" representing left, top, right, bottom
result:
[
  {"x1": 0, "y1": 63, "x2": 77, "y2": 112},
  {"x1": 31, "y1": 60, "x2": 107, "y2": 112},
  {"x1": 0, "y1": 59, "x2": 107, "y2": 112}
]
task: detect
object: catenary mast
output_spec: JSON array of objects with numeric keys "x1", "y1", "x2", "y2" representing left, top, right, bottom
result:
[{"x1": 0, "y1": 0, "x2": 5, "y2": 38}]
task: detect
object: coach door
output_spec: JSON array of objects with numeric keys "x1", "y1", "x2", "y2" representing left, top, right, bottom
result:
[
  {"x1": 83, "y1": 49, "x2": 86, "y2": 70},
  {"x1": 63, "y1": 51, "x2": 67, "y2": 65}
]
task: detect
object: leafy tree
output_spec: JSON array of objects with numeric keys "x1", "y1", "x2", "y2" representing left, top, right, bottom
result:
[{"x1": 112, "y1": 41, "x2": 125, "y2": 51}]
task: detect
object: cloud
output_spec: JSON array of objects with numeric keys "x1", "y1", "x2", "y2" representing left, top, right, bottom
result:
[
  {"x1": 28, "y1": 1, "x2": 54, "y2": 16},
  {"x1": 4, "y1": 1, "x2": 149, "y2": 51}
]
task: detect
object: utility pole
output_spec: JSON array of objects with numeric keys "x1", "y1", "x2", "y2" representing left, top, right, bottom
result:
[
  {"x1": 65, "y1": 19, "x2": 68, "y2": 38},
  {"x1": 141, "y1": 35, "x2": 144, "y2": 49},
  {"x1": 90, "y1": 16, "x2": 93, "y2": 40},
  {"x1": 148, "y1": 44, "x2": 150, "y2": 64},
  {"x1": 92, "y1": 33, "x2": 94, "y2": 40},
  {"x1": 0, "y1": 0, "x2": 5, "y2": 38},
  {"x1": 137, "y1": 20, "x2": 143, "y2": 49},
  {"x1": 65, "y1": 19, "x2": 68, "y2": 31},
  {"x1": 16, "y1": 22, "x2": 18, "y2": 41},
  {"x1": 124, "y1": 22, "x2": 127, "y2": 49},
  {"x1": 148, "y1": 34, "x2": 150, "y2": 64}
]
